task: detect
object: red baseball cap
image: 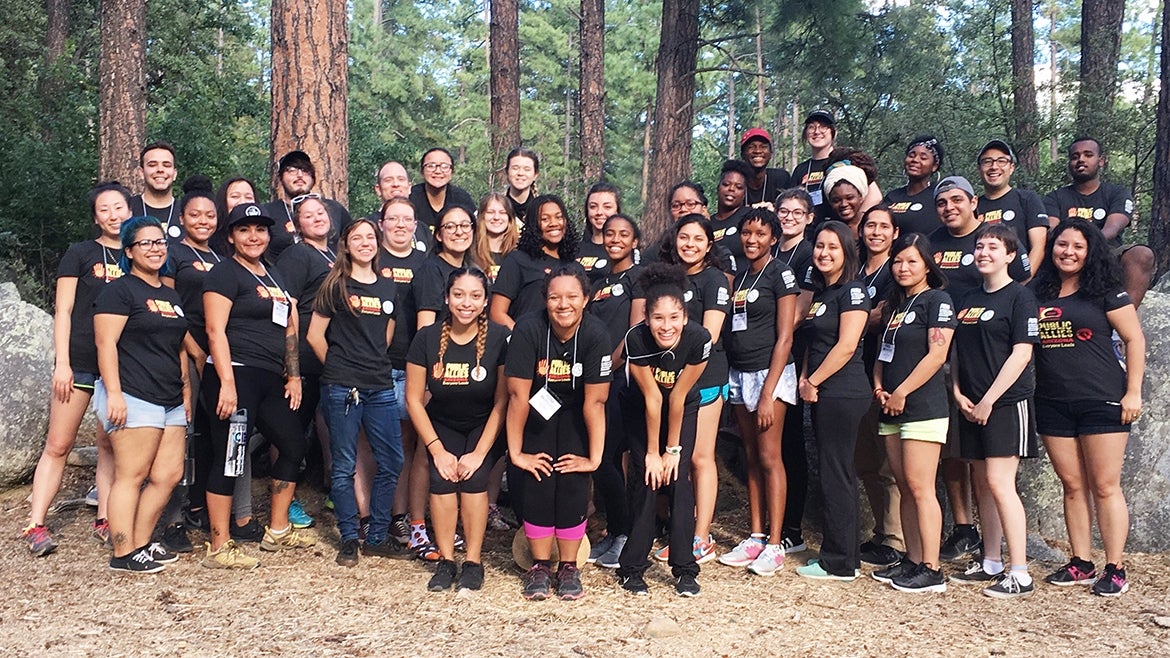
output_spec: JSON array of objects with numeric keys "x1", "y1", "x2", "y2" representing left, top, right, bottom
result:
[{"x1": 741, "y1": 128, "x2": 772, "y2": 146}]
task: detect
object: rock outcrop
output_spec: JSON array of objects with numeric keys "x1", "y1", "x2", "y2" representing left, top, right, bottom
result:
[{"x1": 0, "y1": 283, "x2": 53, "y2": 487}]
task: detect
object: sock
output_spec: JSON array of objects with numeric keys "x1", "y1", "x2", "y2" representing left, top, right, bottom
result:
[
  {"x1": 749, "y1": 533, "x2": 766, "y2": 544},
  {"x1": 983, "y1": 558, "x2": 1004, "y2": 575},
  {"x1": 270, "y1": 525, "x2": 290, "y2": 535},
  {"x1": 1010, "y1": 564, "x2": 1032, "y2": 586},
  {"x1": 410, "y1": 520, "x2": 429, "y2": 546},
  {"x1": 535, "y1": 559, "x2": 552, "y2": 569},
  {"x1": 558, "y1": 560, "x2": 576, "y2": 571}
]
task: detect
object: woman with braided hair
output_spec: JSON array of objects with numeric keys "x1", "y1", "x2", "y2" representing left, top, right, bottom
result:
[{"x1": 406, "y1": 268, "x2": 510, "y2": 591}]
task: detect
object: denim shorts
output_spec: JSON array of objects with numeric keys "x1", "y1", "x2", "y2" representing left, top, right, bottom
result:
[
  {"x1": 93, "y1": 379, "x2": 186, "y2": 433},
  {"x1": 727, "y1": 363, "x2": 798, "y2": 410}
]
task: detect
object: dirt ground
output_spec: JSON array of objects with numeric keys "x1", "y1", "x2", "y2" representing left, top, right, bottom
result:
[{"x1": 2, "y1": 464, "x2": 1168, "y2": 658}]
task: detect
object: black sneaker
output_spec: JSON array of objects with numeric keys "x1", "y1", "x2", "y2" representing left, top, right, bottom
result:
[
  {"x1": 361, "y1": 537, "x2": 412, "y2": 560},
  {"x1": 109, "y1": 548, "x2": 165, "y2": 574},
  {"x1": 1091, "y1": 563, "x2": 1129, "y2": 597},
  {"x1": 1044, "y1": 557, "x2": 1097, "y2": 586},
  {"x1": 950, "y1": 560, "x2": 1001, "y2": 584},
  {"x1": 336, "y1": 539, "x2": 359, "y2": 568},
  {"x1": 939, "y1": 525, "x2": 981, "y2": 561},
  {"x1": 457, "y1": 561, "x2": 485, "y2": 591},
  {"x1": 891, "y1": 563, "x2": 947, "y2": 593},
  {"x1": 983, "y1": 571, "x2": 1035, "y2": 599},
  {"x1": 358, "y1": 516, "x2": 372, "y2": 542},
  {"x1": 162, "y1": 523, "x2": 193, "y2": 553},
  {"x1": 556, "y1": 564, "x2": 584, "y2": 600},
  {"x1": 621, "y1": 573, "x2": 649, "y2": 595},
  {"x1": 390, "y1": 514, "x2": 410, "y2": 545},
  {"x1": 860, "y1": 541, "x2": 903, "y2": 567},
  {"x1": 230, "y1": 517, "x2": 265, "y2": 543},
  {"x1": 675, "y1": 573, "x2": 700, "y2": 597},
  {"x1": 428, "y1": 559, "x2": 457, "y2": 591},
  {"x1": 182, "y1": 506, "x2": 210, "y2": 532},
  {"x1": 146, "y1": 542, "x2": 180, "y2": 564},
  {"x1": 522, "y1": 563, "x2": 552, "y2": 601},
  {"x1": 872, "y1": 558, "x2": 917, "y2": 584}
]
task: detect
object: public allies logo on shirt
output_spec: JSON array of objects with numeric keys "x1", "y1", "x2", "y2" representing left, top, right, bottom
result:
[
  {"x1": 255, "y1": 285, "x2": 288, "y2": 303},
  {"x1": 537, "y1": 358, "x2": 574, "y2": 382},
  {"x1": 935, "y1": 250, "x2": 973, "y2": 270},
  {"x1": 145, "y1": 298, "x2": 183, "y2": 319},
  {"x1": 92, "y1": 262, "x2": 125, "y2": 281},
  {"x1": 1037, "y1": 306, "x2": 1085, "y2": 348},
  {"x1": 347, "y1": 294, "x2": 393, "y2": 316},
  {"x1": 432, "y1": 361, "x2": 471, "y2": 385},
  {"x1": 380, "y1": 266, "x2": 414, "y2": 284}
]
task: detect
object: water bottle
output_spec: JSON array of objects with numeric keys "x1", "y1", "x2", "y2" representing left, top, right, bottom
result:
[{"x1": 224, "y1": 409, "x2": 248, "y2": 477}]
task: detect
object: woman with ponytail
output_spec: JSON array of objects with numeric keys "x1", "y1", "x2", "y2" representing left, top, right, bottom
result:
[{"x1": 405, "y1": 268, "x2": 510, "y2": 591}]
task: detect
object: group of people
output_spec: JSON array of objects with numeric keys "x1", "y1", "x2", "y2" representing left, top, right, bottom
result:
[{"x1": 22, "y1": 114, "x2": 1147, "y2": 601}]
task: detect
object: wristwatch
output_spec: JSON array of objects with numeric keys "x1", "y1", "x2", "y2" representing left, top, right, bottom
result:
[{"x1": 665, "y1": 445, "x2": 682, "y2": 456}]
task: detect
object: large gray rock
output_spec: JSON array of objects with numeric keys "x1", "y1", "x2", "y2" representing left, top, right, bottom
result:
[{"x1": 0, "y1": 283, "x2": 53, "y2": 488}]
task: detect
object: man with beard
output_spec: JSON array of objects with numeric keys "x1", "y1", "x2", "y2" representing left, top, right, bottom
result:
[
  {"x1": 132, "y1": 142, "x2": 182, "y2": 242},
  {"x1": 739, "y1": 128, "x2": 791, "y2": 209},
  {"x1": 262, "y1": 150, "x2": 352, "y2": 260},
  {"x1": 1044, "y1": 138, "x2": 1154, "y2": 306}
]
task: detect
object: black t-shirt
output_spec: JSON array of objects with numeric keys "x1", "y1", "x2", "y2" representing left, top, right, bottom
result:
[
  {"x1": 776, "y1": 239, "x2": 815, "y2": 291},
  {"x1": 576, "y1": 239, "x2": 611, "y2": 281},
  {"x1": 588, "y1": 265, "x2": 642, "y2": 353},
  {"x1": 57, "y1": 240, "x2": 125, "y2": 373},
  {"x1": 710, "y1": 206, "x2": 749, "y2": 274},
  {"x1": 506, "y1": 193, "x2": 531, "y2": 225},
  {"x1": 625, "y1": 320, "x2": 711, "y2": 408},
  {"x1": 486, "y1": 251, "x2": 507, "y2": 284},
  {"x1": 681, "y1": 266, "x2": 731, "y2": 389},
  {"x1": 859, "y1": 259, "x2": 896, "y2": 377},
  {"x1": 884, "y1": 185, "x2": 939, "y2": 237},
  {"x1": 408, "y1": 183, "x2": 477, "y2": 233},
  {"x1": 411, "y1": 253, "x2": 472, "y2": 318},
  {"x1": 317, "y1": 276, "x2": 397, "y2": 390},
  {"x1": 954, "y1": 282, "x2": 1039, "y2": 404},
  {"x1": 791, "y1": 158, "x2": 831, "y2": 220},
  {"x1": 131, "y1": 195, "x2": 183, "y2": 242},
  {"x1": 744, "y1": 167, "x2": 792, "y2": 207},
  {"x1": 203, "y1": 258, "x2": 291, "y2": 375},
  {"x1": 262, "y1": 197, "x2": 351, "y2": 261},
  {"x1": 504, "y1": 313, "x2": 613, "y2": 434},
  {"x1": 930, "y1": 225, "x2": 1030, "y2": 307},
  {"x1": 493, "y1": 250, "x2": 570, "y2": 321},
  {"x1": 276, "y1": 242, "x2": 336, "y2": 376},
  {"x1": 877, "y1": 288, "x2": 956, "y2": 422},
  {"x1": 805, "y1": 280, "x2": 871, "y2": 398},
  {"x1": 378, "y1": 246, "x2": 427, "y2": 369},
  {"x1": 168, "y1": 244, "x2": 223, "y2": 352},
  {"x1": 1043, "y1": 182, "x2": 1134, "y2": 249},
  {"x1": 977, "y1": 188, "x2": 1049, "y2": 262},
  {"x1": 93, "y1": 275, "x2": 188, "y2": 406},
  {"x1": 365, "y1": 211, "x2": 433, "y2": 252},
  {"x1": 725, "y1": 260, "x2": 801, "y2": 372},
  {"x1": 407, "y1": 321, "x2": 509, "y2": 434},
  {"x1": 1032, "y1": 286, "x2": 1131, "y2": 402}
]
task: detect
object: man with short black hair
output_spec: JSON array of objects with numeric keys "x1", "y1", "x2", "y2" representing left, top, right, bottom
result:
[
  {"x1": 738, "y1": 128, "x2": 791, "y2": 208},
  {"x1": 132, "y1": 141, "x2": 182, "y2": 241},
  {"x1": 789, "y1": 110, "x2": 837, "y2": 221},
  {"x1": 262, "y1": 150, "x2": 352, "y2": 260},
  {"x1": 975, "y1": 140, "x2": 1048, "y2": 280}
]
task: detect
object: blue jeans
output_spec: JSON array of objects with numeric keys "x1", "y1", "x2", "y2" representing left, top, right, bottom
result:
[{"x1": 321, "y1": 384, "x2": 404, "y2": 542}]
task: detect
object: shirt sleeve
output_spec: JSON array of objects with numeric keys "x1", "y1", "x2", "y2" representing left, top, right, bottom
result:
[
  {"x1": 414, "y1": 263, "x2": 445, "y2": 312},
  {"x1": 405, "y1": 326, "x2": 430, "y2": 368},
  {"x1": 93, "y1": 280, "x2": 132, "y2": 316},
  {"x1": 701, "y1": 270, "x2": 731, "y2": 314},
  {"x1": 686, "y1": 325, "x2": 713, "y2": 365},
  {"x1": 503, "y1": 318, "x2": 537, "y2": 380},
  {"x1": 57, "y1": 243, "x2": 84, "y2": 278},
  {"x1": 275, "y1": 248, "x2": 310, "y2": 302},
  {"x1": 202, "y1": 261, "x2": 239, "y2": 300},
  {"x1": 1010, "y1": 286, "x2": 1041, "y2": 345},
  {"x1": 1042, "y1": 189, "x2": 1061, "y2": 219},
  {"x1": 775, "y1": 265, "x2": 801, "y2": 298},
  {"x1": 1021, "y1": 190, "x2": 1049, "y2": 230},
  {"x1": 1105, "y1": 185, "x2": 1134, "y2": 220},
  {"x1": 492, "y1": 252, "x2": 523, "y2": 301},
  {"x1": 926, "y1": 291, "x2": 958, "y2": 329},
  {"x1": 579, "y1": 320, "x2": 614, "y2": 383},
  {"x1": 1103, "y1": 288, "x2": 1133, "y2": 313},
  {"x1": 840, "y1": 281, "x2": 871, "y2": 313}
]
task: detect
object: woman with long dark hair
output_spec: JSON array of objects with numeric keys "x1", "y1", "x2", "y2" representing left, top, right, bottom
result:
[
  {"x1": 577, "y1": 182, "x2": 622, "y2": 280},
  {"x1": 491, "y1": 194, "x2": 581, "y2": 330}
]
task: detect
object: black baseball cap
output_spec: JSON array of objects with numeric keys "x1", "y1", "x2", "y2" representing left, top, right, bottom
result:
[
  {"x1": 804, "y1": 109, "x2": 836, "y2": 129},
  {"x1": 227, "y1": 202, "x2": 275, "y2": 228},
  {"x1": 278, "y1": 150, "x2": 314, "y2": 175},
  {"x1": 977, "y1": 139, "x2": 1016, "y2": 163}
]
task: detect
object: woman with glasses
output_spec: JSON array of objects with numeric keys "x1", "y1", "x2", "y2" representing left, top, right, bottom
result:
[
  {"x1": 491, "y1": 194, "x2": 581, "y2": 330},
  {"x1": 409, "y1": 147, "x2": 477, "y2": 235}
]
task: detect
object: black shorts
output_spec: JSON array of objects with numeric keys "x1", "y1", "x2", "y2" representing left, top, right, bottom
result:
[
  {"x1": 958, "y1": 399, "x2": 1037, "y2": 460},
  {"x1": 428, "y1": 421, "x2": 494, "y2": 495},
  {"x1": 1036, "y1": 398, "x2": 1130, "y2": 438},
  {"x1": 74, "y1": 371, "x2": 97, "y2": 391}
]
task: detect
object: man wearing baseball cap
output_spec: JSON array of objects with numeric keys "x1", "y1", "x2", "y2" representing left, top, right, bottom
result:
[
  {"x1": 790, "y1": 110, "x2": 837, "y2": 221},
  {"x1": 975, "y1": 140, "x2": 1048, "y2": 280},
  {"x1": 262, "y1": 149, "x2": 352, "y2": 260},
  {"x1": 739, "y1": 128, "x2": 791, "y2": 208}
]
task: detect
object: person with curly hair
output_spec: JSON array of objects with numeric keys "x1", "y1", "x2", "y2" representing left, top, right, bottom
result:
[{"x1": 490, "y1": 194, "x2": 581, "y2": 330}]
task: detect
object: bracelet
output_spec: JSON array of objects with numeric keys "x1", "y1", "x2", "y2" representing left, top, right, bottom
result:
[
  {"x1": 425, "y1": 438, "x2": 440, "y2": 449},
  {"x1": 665, "y1": 445, "x2": 682, "y2": 456}
]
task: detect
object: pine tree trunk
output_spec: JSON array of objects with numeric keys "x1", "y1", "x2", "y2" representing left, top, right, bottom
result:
[
  {"x1": 1077, "y1": 0, "x2": 1125, "y2": 140},
  {"x1": 643, "y1": 0, "x2": 700, "y2": 244},
  {"x1": 1010, "y1": 0, "x2": 1040, "y2": 176},
  {"x1": 490, "y1": 0, "x2": 521, "y2": 179},
  {"x1": 579, "y1": 0, "x2": 605, "y2": 182},
  {"x1": 1149, "y1": 0, "x2": 1170, "y2": 279},
  {"x1": 97, "y1": 0, "x2": 146, "y2": 187},
  {"x1": 270, "y1": 0, "x2": 349, "y2": 206},
  {"x1": 45, "y1": 0, "x2": 69, "y2": 65}
]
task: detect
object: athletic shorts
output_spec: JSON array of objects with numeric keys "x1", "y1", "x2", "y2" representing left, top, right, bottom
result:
[
  {"x1": 1035, "y1": 398, "x2": 1130, "y2": 438},
  {"x1": 73, "y1": 371, "x2": 97, "y2": 391},
  {"x1": 727, "y1": 363, "x2": 797, "y2": 410},
  {"x1": 699, "y1": 384, "x2": 730, "y2": 407},
  {"x1": 429, "y1": 422, "x2": 494, "y2": 496},
  {"x1": 878, "y1": 417, "x2": 949, "y2": 444},
  {"x1": 93, "y1": 380, "x2": 186, "y2": 433},
  {"x1": 958, "y1": 399, "x2": 1037, "y2": 460}
]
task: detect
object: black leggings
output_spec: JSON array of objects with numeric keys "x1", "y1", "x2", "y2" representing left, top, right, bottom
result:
[
  {"x1": 811, "y1": 395, "x2": 869, "y2": 576},
  {"x1": 591, "y1": 376, "x2": 631, "y2": 536},
  {"x1": 782, "y1": 399, "x2": 808, "y2": 536},
  {"x1": 202, "y1": 365, "x2": 307, "y2": 496},
  {"x1": 520, "y1": 412, "x2": 591, "y2": 530}
]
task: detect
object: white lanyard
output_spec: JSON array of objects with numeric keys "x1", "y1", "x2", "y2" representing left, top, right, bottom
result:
[
  {"x1": 881, "y1": 291, "x2": 925, "y2": 346},
  {"x1": 189, "y1": 244, "x2": 222, "y2": 267},
  {"x1": 545, "y1": 323, "x2": 580, "y2": 391},
  {"x1": 623, "y1": 322, "x2": 681, "y2": 387},
  {"x1": 734, "y1": 257, "x2": 771, "y2": 311},
  {"x1": 242, "y1": 262, "x2": 289, "y2": 303},
  {"x1": 100, "y1": 244, "x2": 117, "y2": 282}
]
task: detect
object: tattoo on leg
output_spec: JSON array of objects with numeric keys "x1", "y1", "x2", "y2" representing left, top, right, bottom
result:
[
  {"x1": 273, "y1": 480, "x2": 291, "y2": 494},
  {"x1": 113, "y1": 531, "x2": 128, "y2": 547},
  {"x1": 212, "y1": 527, "x2": 223, "y2": 538}
]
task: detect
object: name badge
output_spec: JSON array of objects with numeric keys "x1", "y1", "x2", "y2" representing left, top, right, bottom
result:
[
  {"x1": 809, "y1": 189, "x2": 824, "y2": 206},
  {"x1": 529, "y1": 386, "x2": 562, "y2": 420},
  {"x1": 878, "y1": 342, "x2": 895, "y2": 363},
  {"x1": 731, "y1": 312, "x2": 748, "y2": 332},
  {"x1": 272, "y1": 300, "x2": 290, "y2": 328}
]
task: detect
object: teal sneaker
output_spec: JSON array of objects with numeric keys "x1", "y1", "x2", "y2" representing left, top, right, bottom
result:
[
  {"x1": 288, "y1": 499, "x2": 315, "y2": 529},
  {"x1": 795, "y1": 558, "x2": 859, "y2": 581}
]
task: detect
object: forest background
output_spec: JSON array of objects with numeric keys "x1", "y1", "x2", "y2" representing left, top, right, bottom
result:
[{"x1": 0, "y1": 0, "x2": 1165, "y2": 307}]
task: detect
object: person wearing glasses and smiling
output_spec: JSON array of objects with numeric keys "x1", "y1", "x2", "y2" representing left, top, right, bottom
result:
[
  {"x1": 409, "y1": 147, "x2": 477, "y2": 236},
  {"x1": 261, "y1": 150, "x2": 351, "y2": 260},
  {"x1": 975, "y1": 140, "x2": 1049, "y2": 281}
]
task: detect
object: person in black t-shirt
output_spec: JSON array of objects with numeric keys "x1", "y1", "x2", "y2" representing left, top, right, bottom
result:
[
  {"x1": 131, "y1": 141, "x2": 183, "y2": 242},
  {"x1": 1030, "y1": 218, "x2": 1145, "y2": 596},
  {"x1": 93, "y1": 216, "x2": 191, "y2": 573},
  {"x1": 884, "y1": 135, "x2": 944, "y2": 237},
  {"x1": 409, "y1": 147, "x2": 477, "y2": 235},
  {"x1": 617, "y1": 264, "x2": 710, "y2": 596},
  {"x1": 721, "y1": 208, "x2": 800, "y2": 576},
  {"x1": 210, "y1": 177, "x2": 258, "y2": 257},
  {"x1": 23, "y1": 182, "x2": 131, "y2": 557},
  {"x1": 307, "y1": 218, "x2": 408, "y2": 566},
  {"x1": 951, "y1": 223, "x2": 1039, "y2": 598},
  {"x1": 405, "y1": 268, "x2": 509, "y2": 590},
  {"x1": 872, "y1": 233, "x2": 955, "y2": 593},
  {"x1": 823, "y1": 164, "x2": 870, "y2": 235},
  {"x1": 791, "y1": 110, "x2": 837, "y2": 221},
  {"x1": 262, "y1": 150, "x2": 352, "y2": 261},
  {"x1": 414, "y1": 206, "x2": 485, "y2": 333},
  {"x1": 473, "y1": 193, "x2": 521, "y2": 284},
  {"x1": 505, "y1": 266, "x2": 611, "y2": 601},
  {"x1": 739, "y1": 128, "x2": 791, "y2": 209},
  {"x1": 710, "y1": 160, "x2": 753, "y2": 273},
  {"x1": 491, "y1": 194, "x2": 582, "y2": 330},
  {"x1": 578, "y1": 181, "x2": 622, "y2": 280},
  {"x1": 1044, "y1": 137, "x2": 1154, "y2": 308},
  {"x1": 365, "y1": 163, "x2": 431, "y2": 252},
  {"x1": 975, "y1": 140, "x2": 1048, "y2": 279},
  {"x1": 503, "y1": 147, "x2": 540, "y2": 225},
  {"x1": 795, "y1": 221, "x2": 871, "y2": 582}
]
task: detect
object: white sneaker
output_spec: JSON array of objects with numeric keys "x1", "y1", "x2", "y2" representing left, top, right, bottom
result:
[
  {"x1": 718, "y1": 537, "x2": 765, "y2": 567},
  {"x1": 748, "y1": 543, "x2": 786, "y2": 576}
]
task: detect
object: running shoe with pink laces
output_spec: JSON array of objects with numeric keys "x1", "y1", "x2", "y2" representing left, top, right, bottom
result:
[
  {"x1": 748, "y1": 543, "x2": 785, "y2": 576},
  {"x1": 718, "y1": 536, "x2": 766, "y2": 567}
]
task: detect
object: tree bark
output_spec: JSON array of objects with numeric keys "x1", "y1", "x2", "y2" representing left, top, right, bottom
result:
[
  {"x1": 270, "y1": 0, "x2": 350, "y2": 206},
  {"x1": 97, "y1": 0, "x2": 146, "y2": 187},
  {"x1": 490, "y1": 0, "x2": 521, "y2": 181},
  {"x1": 643, "y1": 0, "x2": 700, "y2": 244},
  {"x1": 45, "y1": 0, "x2": 69, "y2": 66},
  {"x1": 579, "y1": 0, "x2": 605, "y2": 182},
  {"x1": 1077, "y1": 0, "x2": 1125, "y2": 140},
  {"x1": 1010, "y1": 0, "x2": 1040, "y2": 176},
  {"x1": 1149, "y1": 0, "x2": 1170, "y2": 279}
]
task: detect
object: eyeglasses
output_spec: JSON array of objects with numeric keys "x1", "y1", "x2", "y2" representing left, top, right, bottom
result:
[
  {"x1": 383, "y1": 215, "x2": 415, "y2": 225},
  {"x1": 670, "y1": 200, "x2": 705, "y2": 211},
  {"x1": 290, "y1": 193, "x2": 322, "y2": 205},
  {"x1": 133, "y1": 238, "x2": 168, "y2": 250},
  {"x1": 776, "y1": 208, "x2": 809, "y2": 219},
  {"x1": 978, "y1": 156, "x2": 1013, "y2": 168},
  {"x1": 440, "y1": 222, "x2": 473, "y2": 233},
  {"x1": 423, "y1": 162, "x2": 453, "y2": 173}
]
